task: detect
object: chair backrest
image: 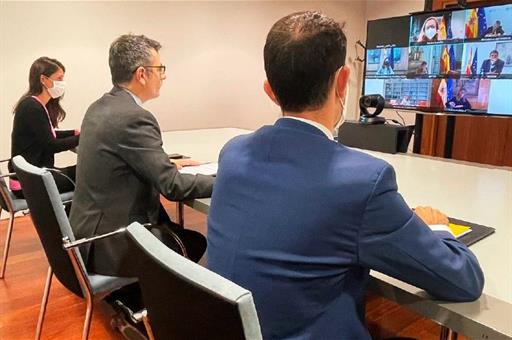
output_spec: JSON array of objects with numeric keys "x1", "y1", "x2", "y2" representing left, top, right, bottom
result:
[
  {"x1": 126, "y1": 222, "x2": 262, "y2": 340},
  {"x1": 11, "y1": 155, "x2": 84, "y2": 297},
  {"x1": 0, "y1": 165, "x2": 13, "y2": 211}
]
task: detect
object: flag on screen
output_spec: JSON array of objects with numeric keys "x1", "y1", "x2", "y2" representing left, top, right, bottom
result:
[
  {"x1": 447, "y1": 78, "x2": 454, "y2": 104},
  {"x1": 439, "y1": 16, "x2": 447, "y2": 40},
  {"x1": 438, "y1": 79, "x2": 447, "y2": 109},
  {"x1": 441, "y1": 45, "x2": 451, "y2": 73},
  {"x1": 449, "y1": 45, "x2": 456, "y2": 71},
  {"x1": 447, "y1": 13, "x2": 453, "y2": 39},
  {"x1": 477, "y1": 8, "x2": 487, "y2": 38},
  {"x1": 471, "y1": 48, "x2": 478, "y2": 75},
  {"x1": 465, "y1": 9, "x2": 478, "y2": 38},
  {"x1": 465, "y1": 47, "x2": 473, "y2": 75}
]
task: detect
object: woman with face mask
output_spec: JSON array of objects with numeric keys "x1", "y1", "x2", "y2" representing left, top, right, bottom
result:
[
  {"x1": 8, "y1": 57, "x2": 79, "y2": 198},
  {"x1": 418, "y1": 17, "x2": 439, "y2": 43}
]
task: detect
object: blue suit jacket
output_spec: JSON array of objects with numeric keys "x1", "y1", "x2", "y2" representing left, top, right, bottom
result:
[{"x1": 208, "y1": 118, "x2": 484, "y2": 340}]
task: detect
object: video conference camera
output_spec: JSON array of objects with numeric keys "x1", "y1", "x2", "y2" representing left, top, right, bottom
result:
[{"x1": 359, "y1": 94, "x2": 386, "y2": 125}]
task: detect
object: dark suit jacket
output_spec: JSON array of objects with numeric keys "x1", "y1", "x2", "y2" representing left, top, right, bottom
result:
[
  {"x1": 481, "y1": 58, "x2": 505, "y2": 74},
  {"x1": 70, "y1": 87, "x2": 214, "y2": 276},
  {"x1": 208, "y1": 118, "x2": 484, "y2": 340}
]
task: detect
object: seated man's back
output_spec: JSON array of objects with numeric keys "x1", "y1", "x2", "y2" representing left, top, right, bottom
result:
[
  {"x1": 207, "y1": 11, "x2": 483, "y2": 340},
  {"x1": 71, "y1": 34, "x2": 214, "y2": 276},
  {"x1": 208, "y1": 120, "x2": 483, "y2": 339}
]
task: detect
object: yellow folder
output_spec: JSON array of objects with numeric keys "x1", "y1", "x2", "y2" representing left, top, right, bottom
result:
[{"x1": 449, "y1": 223, "x2": 472, "y2": 238}]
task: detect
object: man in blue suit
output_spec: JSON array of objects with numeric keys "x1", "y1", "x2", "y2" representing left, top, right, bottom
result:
[{"x1": 208, "y1": 11, "x2": 484, "y2": 340}]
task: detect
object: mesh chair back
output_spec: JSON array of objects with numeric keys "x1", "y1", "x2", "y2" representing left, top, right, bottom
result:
[
  {"x1": 126, "y1": 222, "x2": 262, "y2": 340},
  {"x1": 11, "y1": 156, "x2": 84, "y2": 296}
]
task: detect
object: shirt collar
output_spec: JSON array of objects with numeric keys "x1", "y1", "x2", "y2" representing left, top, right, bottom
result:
[
  {"x1": 282, "y1": 116, "x2": 334, "y2": 140},
  {"x1": 122, "y1": 88, "x2": 143, "y2": 108}
]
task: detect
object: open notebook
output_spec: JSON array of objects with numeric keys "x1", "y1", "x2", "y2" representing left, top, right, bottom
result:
[{"x1": 179, "y1": 162, "x2": 218, "y2": 176}]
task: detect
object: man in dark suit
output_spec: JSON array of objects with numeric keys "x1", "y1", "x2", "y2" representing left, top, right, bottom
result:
[
  {"x1": 484, "y1": 20, "x2": 505, "y2": 37},
  {"x1": 70, "y1": 34, "x2": 214, "y2": 277},
  {"x1": 207, "y1": 12, "x2": 484, "y2": 339},
  {"x1": 480, "y1": 50, "x2": 505, "y2": 76}
]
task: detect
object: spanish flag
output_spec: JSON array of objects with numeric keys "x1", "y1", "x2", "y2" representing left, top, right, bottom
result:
[
  {"x1": 465, "y1": 47, "x2": 473, "y2": 75},
  {"x1": 465, "y1": 9, "x2": 478, "y2": 38},
  {"x1": 437, "y1": 79, "x2": 447, "y2": 109},
  {"x1": 440, "y1": 45, "x2": 451, "y2": 73},
  {"x1": 439, "y1": 16, "x2": 447, "y2": 40}
]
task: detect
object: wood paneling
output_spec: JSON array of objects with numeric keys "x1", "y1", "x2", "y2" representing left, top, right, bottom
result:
[
  {"x1": 420, "y1": 115, "x2": 448, "y2": 157},
  {"x1": 452, "y1": 116, "x2": 512, "y2": 166}
]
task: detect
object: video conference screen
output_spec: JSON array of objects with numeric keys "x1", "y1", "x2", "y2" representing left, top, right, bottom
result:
[{"x1": 363, "y1": 4, "x2": 512, "y2": 116}]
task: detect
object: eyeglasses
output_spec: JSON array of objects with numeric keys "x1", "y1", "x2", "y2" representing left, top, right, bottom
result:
[{"x1": 140, "y1": 65, "x2": 166, "y2": 75}]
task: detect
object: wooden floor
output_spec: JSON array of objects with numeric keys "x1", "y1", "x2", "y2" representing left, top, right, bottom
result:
[{"x1": 0, "y1": 201, "x2": 470, "y2": 340}]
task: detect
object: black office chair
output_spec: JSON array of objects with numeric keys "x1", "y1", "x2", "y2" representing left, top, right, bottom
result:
[
  {"x1": 0, "y1": 159, "x2": 28, "y2": 279},
  {"x1": 11, "y1": 155, "x2": 136, "y2": 340},
  {"x1": 125, "y1": 222, "x2": 262, "y2": 340},
  {"x1": 0, "y1": 158, "x2": 73, "y2": 279}
]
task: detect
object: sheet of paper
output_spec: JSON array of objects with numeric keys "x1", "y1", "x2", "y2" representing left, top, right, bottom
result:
[{"x1": 179, "y1": 162, "x2": 218, "y2": 176}]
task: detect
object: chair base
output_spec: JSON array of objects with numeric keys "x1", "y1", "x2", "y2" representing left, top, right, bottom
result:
[{"x1": 1, "y1": 211, "x2": 16, "y2": 278}]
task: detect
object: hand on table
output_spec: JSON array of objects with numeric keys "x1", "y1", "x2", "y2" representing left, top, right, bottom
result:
[
  {"x1": 171, "y1": 159, "x2": 201, "y2": 170},
  {"x1": 414, "y1": 206, "x2": 449, "y2": 226}
]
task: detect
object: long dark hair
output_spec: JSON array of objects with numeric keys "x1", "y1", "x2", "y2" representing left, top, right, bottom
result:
[{"x1": 14, "y1": 57, "x2": 66, "y2": 127}]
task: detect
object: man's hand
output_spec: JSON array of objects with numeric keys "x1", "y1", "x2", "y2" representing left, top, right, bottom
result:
[
  {"x1": 414, "y1": 206, "x2": 449, "y2": 226},
  {"x1": 171, "y1": 159, "x2": 201, "y2": 170}
]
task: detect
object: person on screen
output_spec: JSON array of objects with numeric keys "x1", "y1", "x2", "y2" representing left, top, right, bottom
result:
[
  {"x1": 208, "y1": 11, "x2": 484, "y2": 340},
  {"x1": 447, "y1": 88, "x2": 472, "y2": 110},
  {"x1": 481, "y1": 50, "x2": 505, "y2": 76},
  {"x1": 418, "y1": 17, "x2": 439, "y2": 43},
  {"x1": 484, "y1": 20, "x2": 505, "y2": 37},
  {"x1": 376, "y1": 57, "x2": 394, "y2": 75},
  {"x1": 399, "y1": 95, "x2": 413, "y2": 106},
  {"x1": 415, "y1": 61, "x2": 429, "y2": 75}
]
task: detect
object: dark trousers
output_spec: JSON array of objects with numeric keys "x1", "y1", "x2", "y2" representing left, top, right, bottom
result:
[
  {"x1": 105, "y1": 204, "x2": 206, "y2": 317},
  {"x1": 151, "y1": 204, "x2": 206, "y2": 263},
  {"x1": 12, "y1": 165, "x2": 76, "y2": 199}
]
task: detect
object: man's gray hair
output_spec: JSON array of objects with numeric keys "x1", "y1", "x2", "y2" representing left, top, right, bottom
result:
[{"x1": 109, "y1": 34, "x2": 162, "y2": 85}]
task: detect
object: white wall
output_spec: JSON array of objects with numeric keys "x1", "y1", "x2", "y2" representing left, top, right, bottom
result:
[{"x1": 0, "y1": 0, "x2": 370, "y2": 161}]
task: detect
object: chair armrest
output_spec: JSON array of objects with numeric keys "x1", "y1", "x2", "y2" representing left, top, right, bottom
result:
[{"x1": 62, "y1": 223, "x2": 151, "y2": 249}]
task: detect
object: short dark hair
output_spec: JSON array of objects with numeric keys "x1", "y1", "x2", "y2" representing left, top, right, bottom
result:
[
  {"x1": 109, "y1": 34, "x2": 162, "y2": 85},
  {"x1": 490, "y1": 50, "x2": 499, "y2": 56},
  {"x1": 264, "y1": 11, "x2": 346, "y2": 112}
]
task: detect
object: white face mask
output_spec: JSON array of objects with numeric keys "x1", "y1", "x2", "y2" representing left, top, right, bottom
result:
[
  {"x1": 334, "y1": 86, "x2": 350, "y2": 133},
  {"x1": 425, "y1": 27, "x2": 436, "y2": 40},
  {"x1": 46, "y1": 80, "x2": 66, "y2": 99}
]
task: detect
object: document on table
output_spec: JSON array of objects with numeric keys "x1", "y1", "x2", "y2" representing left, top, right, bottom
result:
[
  {"x1": 179, "y1": 162, "x2": 218, "y2": 176},
  {"x1": 448, "y1": 217, "x2": 495, "y2": 246},
  {"x1": 448, "y1": 223, "x2": 472, "y2": 238}
]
